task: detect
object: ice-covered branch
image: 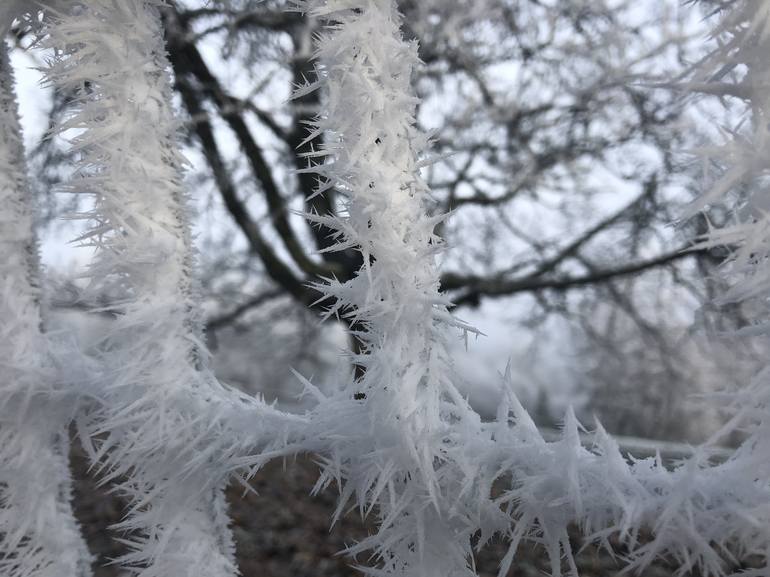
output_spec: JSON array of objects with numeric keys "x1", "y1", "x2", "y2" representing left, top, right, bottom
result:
[
  {"x1": 457, "y1": 389, "x2": 770, "y2": 577},
  {"x1": 42, "y1": 2, "x2": 304, "y2": 575},
  {"x1": 0, "y1": 37, "x2": 93, "y2": 577},
  {"x1": 287, "y1": 1, "x2": 494, "y2": 575}
]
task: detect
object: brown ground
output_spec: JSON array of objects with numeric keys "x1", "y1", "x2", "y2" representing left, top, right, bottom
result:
[{"x1": 68, "y1": 441, "x2": 742, "y2": 577}]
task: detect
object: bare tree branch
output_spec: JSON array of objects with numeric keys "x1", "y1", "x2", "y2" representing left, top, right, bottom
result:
[{"x1": 444, "y1": 247, "x2": 705, "y2": 307}]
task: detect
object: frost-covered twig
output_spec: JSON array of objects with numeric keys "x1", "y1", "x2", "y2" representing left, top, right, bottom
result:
[
  {"x1": 460, "y1": 388, "x2": 770, "y2": 577},
  {"x1": 0, "y1": 35, "x2": 93, "y2": 577},
  {"x1": 42, "y1": 2, "x2": 303, "y2": 575},
  {"x1": 285, "y1": 1, "x2": 498, "y2": 575}
]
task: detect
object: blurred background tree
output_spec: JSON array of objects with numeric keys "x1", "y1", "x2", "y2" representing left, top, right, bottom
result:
[{"x1": 9, "y1": 0, "x2": 756, "y2": 443}]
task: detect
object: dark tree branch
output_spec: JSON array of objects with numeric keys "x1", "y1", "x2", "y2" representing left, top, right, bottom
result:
[
  {"x1": 165, "y1": 7, "x2": 335, "y2": 280},
  {"x1": 527, "y1": 175, "x2": 660, "y2": 279},
  {"x1": 170, "y1": 66, "x2": 312, "y2": 303},
  {"x1": 443, "y1": 247, "x2": 705, "y2": 307},
  {"x1": 177, "y1": 7, "x2": 300, "y2": 34},
  {"x1": 207, "y1": 288, "x2": 285, "y2": 332}
]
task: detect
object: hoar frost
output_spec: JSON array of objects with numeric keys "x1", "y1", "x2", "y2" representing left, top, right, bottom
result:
[{"x1": 3, "y1": 1, "x2": 770, "y2": 577}]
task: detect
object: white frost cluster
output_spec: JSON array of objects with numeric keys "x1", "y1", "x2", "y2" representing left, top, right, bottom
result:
[{"x1": 3, "y1": 1, "x2": 770, "y2": 577}]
